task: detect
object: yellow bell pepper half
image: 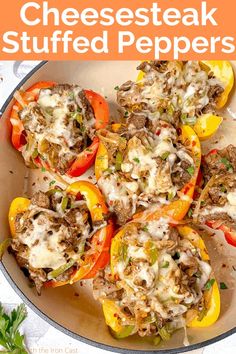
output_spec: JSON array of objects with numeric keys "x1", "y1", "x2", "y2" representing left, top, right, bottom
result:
[
  {"x1": 102, "y1": 223, "x2": 220, "y2": 339},
  {"x1": 8, "y1": 182, "x2": 114, "y2": 288},
  {"x1": 178, "y1": 226, "x2": 220, "y2": 328},
  {"x1": 201, "y1": 61, "x2": 234, "y2": 109},
  {"x1": 136, "y1": 61, "x2": 233, "y2": 140}
]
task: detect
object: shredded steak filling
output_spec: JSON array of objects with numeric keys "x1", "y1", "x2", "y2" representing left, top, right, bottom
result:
[{"x1": 10, "y1": 189, "x2": 106, "y2": 294}]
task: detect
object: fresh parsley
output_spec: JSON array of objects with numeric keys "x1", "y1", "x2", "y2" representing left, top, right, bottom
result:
[
  {"x1": 114, "y1": 86, "x2": 120, "y2": 90},
  {"x1": 49, "y1": 180, "x2": 56, "y2": 187},
  {"x1": 0, "y1": 303, "x2": 28, "y2": 353},
  {"x1": 188, "y1": 208, "x2": 193, "y2": 218},
  {"x1": 133, "y1": 157, "x2": 140, "y2": 163},
  {"x1": 220, "y1": 282, "x2": 228, "y2": 290},
  {"x1": 205, "y1": 278, "x2": 215, "y2": 290},
  {"x1": 68, "y1": 91, "x2": 74, "y2": 100},
  {"x1": 221, "y1": 157, "x2": 233, "y2": 172},
  {"x1": 168, "y1": 191, "x2": 174, "y2": 201}
]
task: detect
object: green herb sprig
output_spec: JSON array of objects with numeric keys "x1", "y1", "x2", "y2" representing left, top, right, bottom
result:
[{"x1": 0, "y1": 303, "x2": 28, "y2": 353}]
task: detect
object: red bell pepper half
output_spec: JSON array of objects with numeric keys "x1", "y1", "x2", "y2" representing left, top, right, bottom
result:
[
  {"x1": 200, "y1": 148, "x2": 236, "y2": 247},
  {"x1": 66, "y1": 90, "x2": 109, "y2": 177},
  {"x1": 10, "y1": 83, "x2": 109, "y2": 177},
  {"x1": 10, "y1": 81, "x2": 57, "y2": 151},
  {"x1": 206, "y1": 220, "x2": 236, "y2": 247}
]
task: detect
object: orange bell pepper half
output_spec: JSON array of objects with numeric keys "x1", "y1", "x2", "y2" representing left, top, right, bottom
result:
[
  {"x1": 95, "y1": 124, "x2": 201, "y2": 222},
  {"x1": 133, "y1": 125, "x2": 201, "y2": 222}
]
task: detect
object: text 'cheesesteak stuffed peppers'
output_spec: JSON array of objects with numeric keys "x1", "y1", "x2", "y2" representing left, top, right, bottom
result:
[
  {"x1": 93, "y1": 220, "x2": 220, "y2": 342},
  {"x1": 8, "y1": 181, "x2": 113, "y2": 293},
  {"x1": 10, "y1": 82, "x2": 109, "y2": 177}
]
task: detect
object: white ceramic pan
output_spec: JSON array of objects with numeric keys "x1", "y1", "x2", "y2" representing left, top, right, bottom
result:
[{"x1": 0, "y1": 61, "x2": 236, "y2": 353}]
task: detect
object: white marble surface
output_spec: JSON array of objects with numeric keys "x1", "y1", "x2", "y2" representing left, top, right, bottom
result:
[{"x1": 0, "y1": 60, "x2": 235, "y2": 354}]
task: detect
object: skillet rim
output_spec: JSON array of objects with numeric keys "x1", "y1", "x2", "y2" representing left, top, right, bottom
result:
[{"x1": 0, "y1": 60, "x2": 235, "y2": 354}]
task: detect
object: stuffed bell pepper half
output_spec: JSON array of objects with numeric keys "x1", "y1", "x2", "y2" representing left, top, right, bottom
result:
[
  {"x1": 194, "y1": 145, "x2": 236, "y2": 247},
  {"x1": 10, "y1": 82, "x2": 109, "y2": 177},
  {"x1": 93, "y1": 218, "x2": 220, "y2": 342},
  {"x1": 8, "y1": 181, "x2": 113, "y2": 294},
  {"x1": 95, "y1": 122, "x2": 201, "y2": 225},
  {"x1": 117, "y1": 60, "x2": 233, "y2": 140}
]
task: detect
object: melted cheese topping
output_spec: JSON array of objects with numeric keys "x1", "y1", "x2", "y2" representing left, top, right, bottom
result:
[
  {"x1": 17, "y1": 198, "x2": 91, "y2": 270},
  {"x1": 100, "y1": 124, "x2": 193, "y2": 220},
  {"x1": 19, "y1": 214, "x2": 68, "y2": 269},
  {"x1": 119, "y1": 61, "x2": 224, "y2": 125},
  {"x1": 114, "y1": 219, "x2": 212, "y2": 319},
  {"x1": 20, "y1": 85, "x2": 95, "y2": 170},
  {"x1": 227, "y1": 190, "x2": 236, "y2": 206},
  {"x1": 201, "y1": 189, "x2": 236, "y2": 221},
  {"x1": 202, "y1": 204, "x2": 236, "y2": 221}
]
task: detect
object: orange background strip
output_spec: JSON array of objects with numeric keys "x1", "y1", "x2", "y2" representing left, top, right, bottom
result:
[{"x1": 0, "y1": 0, "x2": 236, "y2": 60}]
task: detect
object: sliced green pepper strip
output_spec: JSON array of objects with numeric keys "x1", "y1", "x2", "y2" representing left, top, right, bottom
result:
[
  {"x1": 110, "y1": 325, "x2": 135, "y2": 339},
  {"x1": 158, "y1": 327, "x2": 171, "y2": 341},
  {"x1": 146, "y1": 241, "x2": 158, "y2": 265},
  {"x1": 47, "y1": 259, "x2": 75, "y2": 280},
  {"x1": 61, "y1": 196, "x2": 69, "y2": 211},
  {"x1": 115, "y1": 151, "x2": 123, "y2": 171},
  {"x1": 102, "y1": 299, "x2": 135, "y2": 338},
  {"x1": 119, "y1": 243, "x2": 128, "y2": 263},
  {"x1": 46, "y1": 188, "x2": 62, "y2": 196}
]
